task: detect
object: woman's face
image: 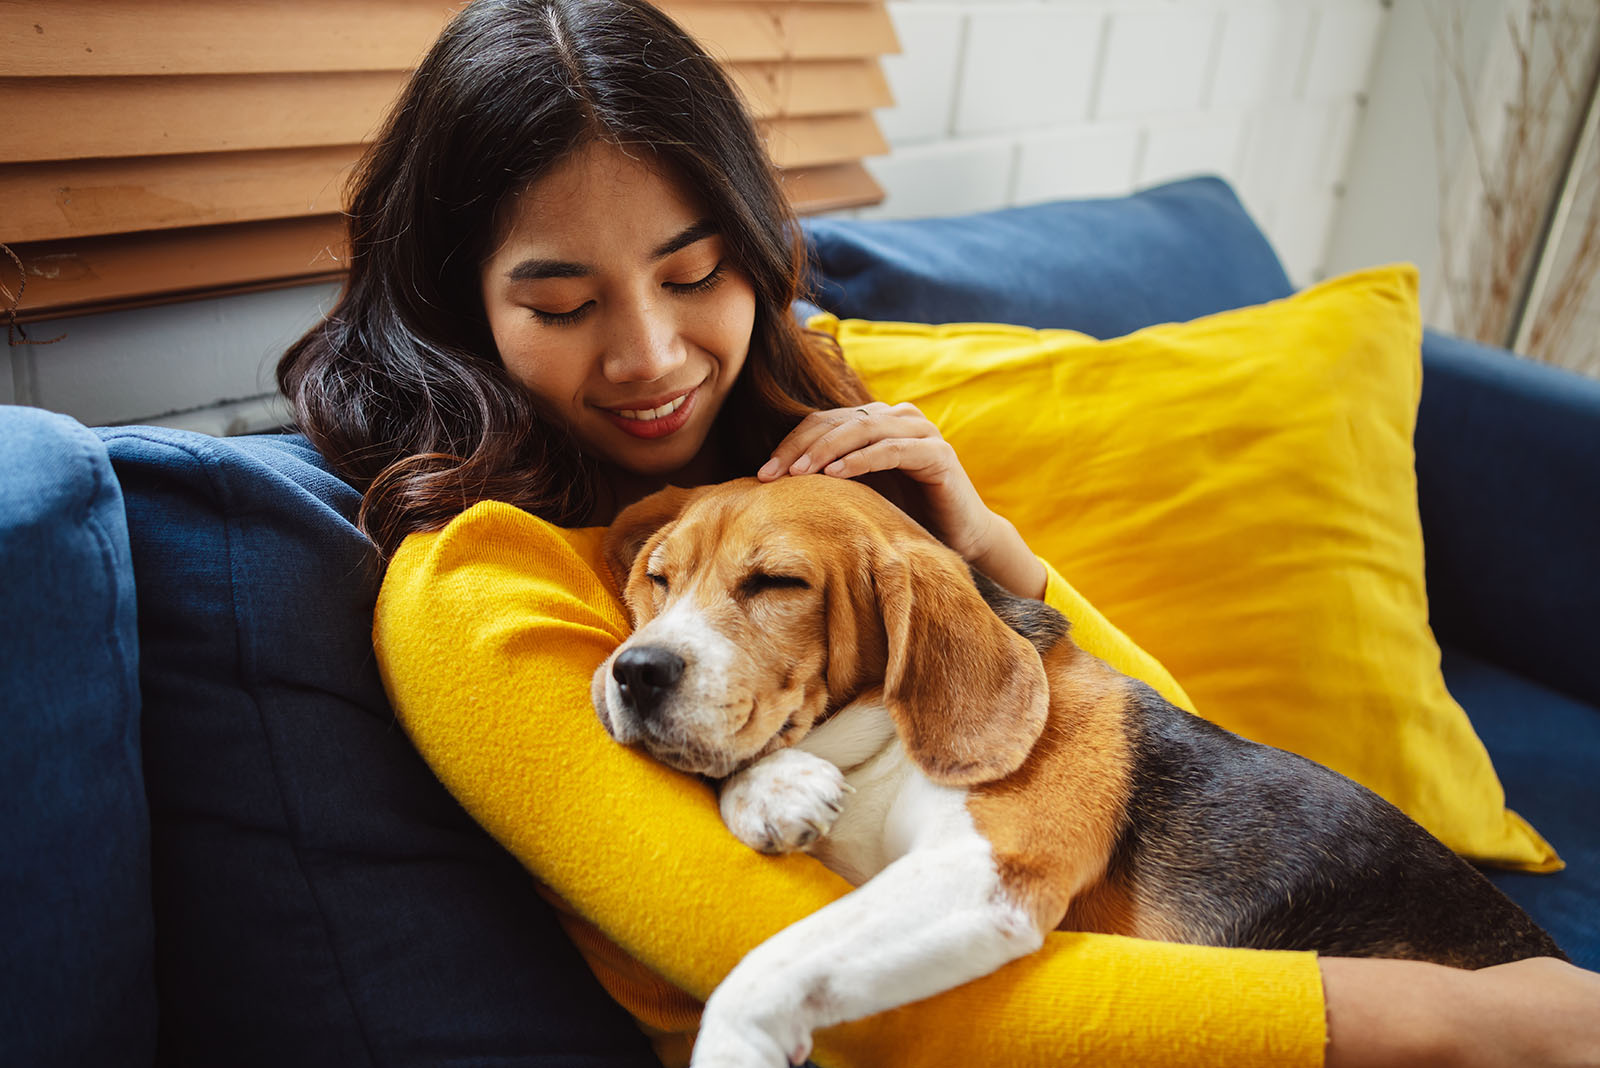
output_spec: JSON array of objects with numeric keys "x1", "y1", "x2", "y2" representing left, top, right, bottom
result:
[{"x1": 480, "y1": 140, "x2": 757, "y2": 483}]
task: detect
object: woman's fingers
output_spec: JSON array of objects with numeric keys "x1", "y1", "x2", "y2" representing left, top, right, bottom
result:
[
  {"x1": 758, "y1": 403, "x2": 936, "y2": 481},
  {"x1": 817, "y1": 437, "x2": 926, "y2": 479},
  {"x1": 756, "y1": 404, "x2": 882, "y2": 479}
]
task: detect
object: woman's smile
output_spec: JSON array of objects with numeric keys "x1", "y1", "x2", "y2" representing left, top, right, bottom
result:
[{"x1": 600, "y1": 384, "x2": 699, "y2": 439}]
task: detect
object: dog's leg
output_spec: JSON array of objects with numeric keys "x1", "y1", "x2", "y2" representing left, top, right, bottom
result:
[
  {"x1": 691, "y1": 840, "x2": 1042, "y2": 1068},
  {"x1": 719, "y1": 748, "x2": 850, "y2": 855}
]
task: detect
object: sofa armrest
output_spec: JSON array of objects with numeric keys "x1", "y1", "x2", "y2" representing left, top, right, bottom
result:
[
  {"x1": 0, "y1": 405, "x2": 157, "y2": 1066},
  {"x1": 1415, "y1": 329, "x2": 1600, "y2": 707}
]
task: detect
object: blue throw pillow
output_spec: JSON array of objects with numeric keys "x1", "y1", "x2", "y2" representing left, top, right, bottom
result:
[
  {"x1": 100, "y1": 427, "x2": 657, "y2": 1067},
  {"x1": 0, "y1": 406, "x2": 156, "y2": 1067},
  {"x1": 803, "y1": 175, "x2": 1294, "y2": 337}
]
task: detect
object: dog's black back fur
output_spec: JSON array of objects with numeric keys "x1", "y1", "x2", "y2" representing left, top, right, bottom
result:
[
  {"x1": 1115, "y1": 681, "x2": 1565, "y2": 966},
  {"x1": 971, "y1": 568, "x2": 1566, "y2": 967}
]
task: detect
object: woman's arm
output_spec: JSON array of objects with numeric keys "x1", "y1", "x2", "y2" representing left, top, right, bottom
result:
[
  {"x1": 374, "y1": 500, "x2": 1328, "y2": 1067},
  {"x1": 1321, "y1": 956, "x2": 1600, "y2": 1068}
]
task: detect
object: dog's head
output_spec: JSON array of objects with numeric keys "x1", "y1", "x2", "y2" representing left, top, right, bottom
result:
[{"x1": 591, "y1": 476, "x2": 1049, "y2": 783}]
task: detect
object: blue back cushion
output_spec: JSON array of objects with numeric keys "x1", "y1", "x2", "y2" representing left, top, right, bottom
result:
[
  {"x1": 0, "y1": 406, "x2": 156, "y2": 1067},
  {"x1": 803, "y1": 175, "x2": 1295, "y2": 336},
  {"x1": 100, "y1": 427, "x2": 657, "y2": 1067},
  {"x1": 1415, "y1": 329, "x2": 1600, "y2": 709}
]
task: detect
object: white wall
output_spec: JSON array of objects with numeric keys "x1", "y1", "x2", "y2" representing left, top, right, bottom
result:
[
  {"x1": 1330, "y1": 0, "x2": 1600, "y2": 373},
  {"x1": 1324, "y1": 0, "x2": 1509, "y2": 331},
  {"x1": 864, "y1": 0, "x2": 1388, "y2": 286},
  {"x1": 8, "y1": 283, "x2": 337, "y2": 435},
  {"x1": 9, "y1": 0, "x2": 1393, "y2": 431}
]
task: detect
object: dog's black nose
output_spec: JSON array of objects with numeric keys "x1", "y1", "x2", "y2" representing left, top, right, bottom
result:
[{"x1": 612, "y1": 646, "x2": 685, "y2": 721}]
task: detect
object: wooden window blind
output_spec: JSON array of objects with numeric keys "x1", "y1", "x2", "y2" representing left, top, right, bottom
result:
[{"x1": 1, "y1": 0, "x2": 893, "y2": 325}]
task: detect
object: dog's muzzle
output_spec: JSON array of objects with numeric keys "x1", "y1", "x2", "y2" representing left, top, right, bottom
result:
[{"x1": 611, "y1": 644, "x2": 685, "y2": 722}]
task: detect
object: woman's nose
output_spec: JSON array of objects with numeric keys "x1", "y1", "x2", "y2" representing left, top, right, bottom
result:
[{"x1": 603, "y1": 298, "x2": 686, "y2": 383}]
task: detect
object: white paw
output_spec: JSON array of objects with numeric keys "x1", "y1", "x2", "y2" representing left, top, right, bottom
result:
[
  {"x1": 689, "y1": 1019, "x2": 808, "y2": 1068},
  {"x1": 692, "y1": 994, "x2": 813, "y2": 1068},
  {"x1": 720, "y1": 747, "x2": 850, "y2": 854}
]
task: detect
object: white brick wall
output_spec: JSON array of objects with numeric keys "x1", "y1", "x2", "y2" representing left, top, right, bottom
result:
[{"x1": 864, "y1": 0, "x2": 1390, "y2": 285}]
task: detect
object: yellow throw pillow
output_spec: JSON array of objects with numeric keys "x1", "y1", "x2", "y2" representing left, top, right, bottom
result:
[{"x1": 816, "y1": 264, "x2": 1559, "y2": 871}]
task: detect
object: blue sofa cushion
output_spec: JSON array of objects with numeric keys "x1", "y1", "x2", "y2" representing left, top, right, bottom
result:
[
  {"x1": 1445, "y1": 646, "x2": 1600, "y2": 969},
  {"x1": 0, "y1": 406, "x2": 156, "y2": 1067},
  {"x1": 803, "y1": 175, "x2": 1295, "y2": 337},
  {"x1": 1417, "y1": 330, "x2": 1600, "y2": 709},
  {"x1": 99, "y1": 428, "x2": 657, "y2": 1067}
]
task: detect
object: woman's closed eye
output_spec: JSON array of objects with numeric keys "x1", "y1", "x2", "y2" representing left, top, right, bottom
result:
[
  {"x1": 529, "y1": 301, "x2": 593, "y2": 326},
  {"x1": 666, "y1": 260, "x2": 725, "y2": 295}
]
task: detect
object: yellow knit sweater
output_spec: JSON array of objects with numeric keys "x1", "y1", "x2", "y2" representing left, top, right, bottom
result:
[{"x1": 374, "y1": 499, "x2": 1327, "y2": 1067}]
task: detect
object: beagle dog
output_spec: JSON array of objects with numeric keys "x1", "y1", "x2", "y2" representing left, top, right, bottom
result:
[{"x1": 592, "y1": 475, "x2": 1563, "y2": 1068}]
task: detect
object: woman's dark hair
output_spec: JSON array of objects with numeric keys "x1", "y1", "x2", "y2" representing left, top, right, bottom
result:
[{"x1": 278, "y1": 0, "x2": 870, "y2": 556}]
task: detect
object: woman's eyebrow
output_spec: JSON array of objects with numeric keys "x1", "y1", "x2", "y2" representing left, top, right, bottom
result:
[
  {"x1": 504, "y1": 219, "x2": 719, "y2": 282},
  {"x1": 650, "y1": 219, "x2": 719, "y2": 259},
  {"x1": 506, "y1": 258, "x2": 588, "y2": 282}
]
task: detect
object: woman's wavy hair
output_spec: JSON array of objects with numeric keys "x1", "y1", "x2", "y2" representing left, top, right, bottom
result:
[{"x1": 278, "y1": 0, "x2": 870, "y2": 556}]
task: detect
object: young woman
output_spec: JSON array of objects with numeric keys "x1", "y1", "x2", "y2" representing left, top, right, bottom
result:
[{"x1": 279, "y1": 1, "x2": 1600, "y2": 1064}]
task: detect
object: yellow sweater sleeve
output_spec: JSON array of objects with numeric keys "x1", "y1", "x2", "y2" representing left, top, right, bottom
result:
[{"x1": 374, "y1": 500, "x2": 1328, "y2": 1068}]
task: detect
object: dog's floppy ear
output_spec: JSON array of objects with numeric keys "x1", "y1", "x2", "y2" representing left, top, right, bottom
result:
[
  {"x1": 602, "y1": 485, "x2": 704, "y2": 591},
  {"x1": 824, "y1": 550, "x2": 882, "y2": 703},
  {"x1": 877, "y1": 541, "x2": 1049, "y2": 786}
]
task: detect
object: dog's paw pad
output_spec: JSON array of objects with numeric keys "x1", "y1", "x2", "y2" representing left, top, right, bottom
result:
[{"x1": 720, "y1": 748, "x2": 849, "y2": 855}]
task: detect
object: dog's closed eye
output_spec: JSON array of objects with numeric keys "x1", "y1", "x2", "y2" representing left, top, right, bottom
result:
[{"x1": 740, "y1": 572, "x2": 811, "y2": 597}]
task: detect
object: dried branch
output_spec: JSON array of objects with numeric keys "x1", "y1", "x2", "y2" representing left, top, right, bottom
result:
[{"x1": 1428, "y1": 0, "x2": 1600, "y2": 376}]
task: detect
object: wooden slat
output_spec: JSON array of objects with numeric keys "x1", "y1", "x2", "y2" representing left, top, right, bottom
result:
[
  {"x1": 4, "y1": 216, "x2": 349, "y2": 324},
  {"x1": 781, "y1": 160, "x2": 884, "y2": 215},
  {"x1": 731, "y1": 60, "x2": 892, "y2": 120},
  {"x1": 3, "y1": 73, "x2": 407, "y2": 162},
  {"x1": 4, "y1": 146, "x2": 360, "y2": 244},
  {"x1": 761, "y1": 113, "x2": 888, "y2": 169},
  {"x1": 4, "y1": 62, "x2": 887, "y2": 163},
  {"x1": 658, "y1": 2, "x2": 897, "y2": 61},
  {"x1": 0, "y1": 0, "x2": 456, "y2": 76},
  {"x1": 3, "y1": 114, "x2": 883, "y2": 242},
  {"x1": 0, "y1": 1, "x2": 895, "y2": 75}
]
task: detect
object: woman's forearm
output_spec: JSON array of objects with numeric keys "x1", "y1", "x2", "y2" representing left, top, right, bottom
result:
[
  {"x1": 967, "y1": 511, "x2": 1049, "y2": 600},
  {"x1": 1321, "y1": 955, "x2": 1600, "y2": 1068}
]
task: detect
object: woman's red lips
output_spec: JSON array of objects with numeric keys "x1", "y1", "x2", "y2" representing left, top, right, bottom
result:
[{"x1": 601, "y1": 387, "x2": 697, "y2": 439}]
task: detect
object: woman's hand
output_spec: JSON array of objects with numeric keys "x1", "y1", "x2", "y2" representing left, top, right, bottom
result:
[{"x1": 757, "y1": 402, "x2": 1047, "y2": 599}]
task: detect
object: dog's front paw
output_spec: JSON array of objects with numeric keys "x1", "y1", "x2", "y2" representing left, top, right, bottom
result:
[
  {"x1": 690, "y1": 1018, "x2": 809, "y2": 1068},
  {"x1": 719, "y1": 747, "x2": 849, "y2": 854},
  {"x1": 692, "y1": 992, "x2": 813, "y2": 1068}
]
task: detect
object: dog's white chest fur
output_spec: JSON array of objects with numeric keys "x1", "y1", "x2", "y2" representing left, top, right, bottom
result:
[{"x1": 797, "y1": 699, "x2": 980, "y2": 884}]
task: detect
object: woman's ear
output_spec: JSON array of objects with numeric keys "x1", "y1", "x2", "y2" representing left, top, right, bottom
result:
[
  {"x1": 602, "y1": 485, "x2": 704, "y2": 591},
  {"x1": 877, "y1": 541, "x2": 1050, "y2": 786}
]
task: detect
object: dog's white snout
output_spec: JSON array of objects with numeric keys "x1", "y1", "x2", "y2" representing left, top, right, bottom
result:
[{"x1": 611, "y1": 644, "x2": 685, "y2": 722}]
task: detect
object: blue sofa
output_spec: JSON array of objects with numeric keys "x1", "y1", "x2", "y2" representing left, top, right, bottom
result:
[{"x1": 3, "y1": 176, "x2": 1596, "y2": 1066}]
